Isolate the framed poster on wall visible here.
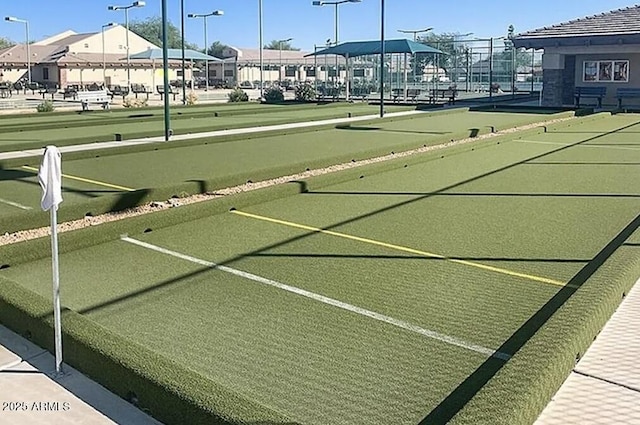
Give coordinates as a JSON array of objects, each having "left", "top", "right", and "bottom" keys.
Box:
[
  {"left": 614, "top": 61, "right": 629, "bottom": 82},
  {"left": 584, "top": 60, "right": 629, "bottom": 82},
  {"left": 583, "top": 61, "right": 598, "bottom": 81}
]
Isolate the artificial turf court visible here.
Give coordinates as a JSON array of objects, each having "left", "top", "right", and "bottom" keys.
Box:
[
  {"left": 0, "top": 108, "right": 574, "bottom": 233},
  {"left": 2, "top": 113, "right": 640, "bottom": 424},
  {"left": 0, "top": 102, "right": 415, "bottom": 152}
]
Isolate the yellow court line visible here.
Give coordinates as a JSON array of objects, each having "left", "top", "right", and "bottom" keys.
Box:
[
  {"left": 231, "top": 210, "right": 567, "bottom": 288},
  {"left": 22, "top": 166, "right": 136, "bottom": 192}
]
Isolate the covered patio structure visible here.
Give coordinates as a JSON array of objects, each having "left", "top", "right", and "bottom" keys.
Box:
[{"left": 306, "top": 38, "right": 443, "bottom": 101}]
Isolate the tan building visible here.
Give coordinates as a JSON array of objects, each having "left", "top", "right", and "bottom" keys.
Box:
[
  {"left": 0, "top": 25, "right": 190, "bottom": 89},
  {"left": 212, "top": 46, "right": 355, "bottom": 86}
]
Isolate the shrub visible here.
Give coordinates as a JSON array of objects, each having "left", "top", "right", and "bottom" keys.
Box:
[
  {"left": 263, "top": 87, "right": 284, "bottom": 104},
  {"left": 36, "top": 100, "right": 55, "bottom": 113},
  {"left": 295, "top": 83, "right": 316, "bottom": 101},
  {"left": 122, "top": 97, "right": 148, "bottom": 108},
  {"left": 227, "top": 88, "right": 249, "bottom": 103},
  {"left": 186, "top": 91, "right": 198, "bottom": 106}
]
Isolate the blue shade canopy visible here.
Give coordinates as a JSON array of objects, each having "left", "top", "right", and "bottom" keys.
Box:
[
  {"left": 305, "top": 39, "right": 444, "bottom": 57},
  {"left": 128, "top": 48, "right": 223, "bottom": 61}
]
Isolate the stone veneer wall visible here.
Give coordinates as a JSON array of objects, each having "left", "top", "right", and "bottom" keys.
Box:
[{"left": 542, "top": 69, "right": 563, "bottom": 106}]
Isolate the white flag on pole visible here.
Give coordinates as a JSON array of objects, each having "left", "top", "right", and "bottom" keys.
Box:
[
  {"left": 38, "top": 145, "right": 64, "bottom": 373},
  {"left": 38, "top": 145, "right": 63, "bottom": 211}
]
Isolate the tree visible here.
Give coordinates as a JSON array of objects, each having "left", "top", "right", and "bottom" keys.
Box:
[
  {"left": 263, "top": 40, "right": 300, "bottom": 51},
  {"left": 208, "top": 41, "right": 229, "bottom": 58},
  {"left": 0, "top": 37, "right": 15, "bottom": 50},
  {"left": 411, "top": 32, "right": 463, "bottom": 81},
  {"left": 129, "top": 17, "right": 198, "bottom": 50}
]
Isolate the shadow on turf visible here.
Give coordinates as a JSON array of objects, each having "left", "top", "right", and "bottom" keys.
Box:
[
  {"left": 303, "top": 190, "right": 640, "bottom": 199},
  {"left": 419, "top": 210, "right": 640, "bottom": 424},
  {"left": 250, "top": 252, "right": 589, "bottom": 263},
  {"left": 335, "top": 124, "right": 449, "bottom": 136},
  {"left": 34, "top": 118, "right": 640, "bottom": 423}
]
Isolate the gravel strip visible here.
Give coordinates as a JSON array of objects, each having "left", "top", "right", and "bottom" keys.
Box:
[{"left": 0, "top": 116, "right": 573, "bottom": 246}]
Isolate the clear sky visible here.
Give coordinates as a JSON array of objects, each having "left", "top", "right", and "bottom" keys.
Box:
[{"left": 1, "top": 0, "right": 637, "bottom": 51}]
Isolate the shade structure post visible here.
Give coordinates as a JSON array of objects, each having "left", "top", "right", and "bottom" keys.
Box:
[
  {"left": 161, "top": 0, "right": 171, "bottom": 141},
  {"left": 379, "top": 0, "right": 385, "bottom": 117}
]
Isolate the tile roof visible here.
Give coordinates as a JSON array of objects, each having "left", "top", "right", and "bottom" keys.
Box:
[{"left": 516, "top": 5, "right": 640, "bottom": 39}]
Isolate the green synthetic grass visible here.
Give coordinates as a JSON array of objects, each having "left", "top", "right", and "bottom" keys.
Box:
[
  {"left": 0, "top": 103, "right": 414, "bottom": 152},
  {"left": 0, "top": 109, "right": 579, "bottom": 233},
  {"left": 2, "top": 113, "right": 640, "bottom": 424}
]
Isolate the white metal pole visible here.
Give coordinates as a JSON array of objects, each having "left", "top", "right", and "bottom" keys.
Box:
[
  {"left": 25, "top": 21, "right": 31, "bottom": 85},
  {"left": 50, "top": 207, "right": 62, "bottom": 374},
  {"left": 125, "top": 8, "right": 131, "bottom": 90},
  {"left": 259, "top": 0, "right": 263, "bottom": 99},
  {"left": 204, "top": 17, "right": 208, "bottom": 91},
  {"left": 102, "top": 27, "right": 107, "bottom": 85}
]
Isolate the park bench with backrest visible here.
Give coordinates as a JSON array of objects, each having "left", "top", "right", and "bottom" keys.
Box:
[
  {"left": 39, "top": 85, "right": 58, "bottom": 100},
  {"left": 429, "top": 87, "right": 457, "bottom": 105},
  {"left": 62, "top": 85, "right": 79, "bottom": 100},
  {"left": 156, "top": 84, "right": 177, "bottom": 101},
  {"left": 108, "top": 85, "right": 129, "bottom": 101},
  {"left": 616, "top": 88, "right": 640, "bottom": 109},
  {"left": 131, "top": 83, "right": 151, "bottom": 100},
  {"left": 0, "top": 82, "right": 12, "bottom": 99},
  {"left": 574, "top": 86, "right": 607, "bottom": 108},
  {"left": 24, "top": 82, "right": 40, "bottom": 95},
  {"left": 77, "top": 90, "right": 111, "bottom": 111}
]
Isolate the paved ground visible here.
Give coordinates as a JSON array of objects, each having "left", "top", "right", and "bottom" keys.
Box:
[
  {"left": 535, "top": 279, "right": 640, "bottom": 424},
  {"left": 0, "top": 325, "right": 161, "bottom": 425}
]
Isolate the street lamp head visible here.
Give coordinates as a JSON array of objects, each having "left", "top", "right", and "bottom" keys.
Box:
[
  {"left": 103, "top": 22, "right": 117, "bottom": 28},
  {"left": 347, "top": 0, "right": 362, "bottom": 2},
  {"left": 212, "top": 10, "right": 224, "bottom": 16},
  {"left": 107, "top": 6, "right": 120, "bottom": 11},
  {"left": 132, "top": 1, "right": 145, "bottom": 7},
  {"left": 187, "top": 13, "right": 196, "bottom": 18},
  {"left": 4, "top": 16, "right": 16, "bottom": 22},
  {"left": 312, "top": 1, "right": 324, "bottom": 5}
]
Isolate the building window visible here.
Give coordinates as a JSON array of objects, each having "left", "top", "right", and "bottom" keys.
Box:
[
  {"left": 42, "top": 67, "right": 49, "bottom": 80},
  {"left": 353, "top": 69, "right": 365, "bottom": 77},
  {"left": 305, "top": 66, "right": 316, "bottom": 77},
  {"left": 285, "top": 66, "right": 296, "bottom": 77},
  {"left": 211, "top": 70, "right": 217, "bottom": 77},
  {"left": 224, "top": 69, "right": 233, "bottom": 77},
  {"left": 583, "top": 60, "right": 628, "bottom": 82},
  {"left": 84, "top": 43, "right": 89, "bottom": 48}
]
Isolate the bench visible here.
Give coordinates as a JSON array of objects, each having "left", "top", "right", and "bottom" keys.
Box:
[
  {"left": 39, "top": 86, "right": 58, "bottom": 100},
  {"left": 574, "top": 86, "right": 606, "bottom": 108},
  {"left": 430, "top": 88, "right": 457, "bottom": 104},
  {"left": 0, "top": 83, "right": 12, "bottom": 99},
  {"left": 131, "top": 83, "right": 151, "bottom": 100},
  {"left": 77, "top": 90, "right": 111, "bottom": 111},
  {"left": 107, "top": 85, "right": 129, "bottom": 101},
  {"left": 407, "top": 88, "right": 421, "bottom": 102},
  {"left": 156, "top": 84, "right": 177, "bottom": 101},
  {"left": 24, "top": 82, "right": 40, "bottom": 95},
  {"left": 616, "top": 88, "right": 640, "bottom": 109},
  {"left": 62, "top": 86, "right": 79, "bottom": 100}
]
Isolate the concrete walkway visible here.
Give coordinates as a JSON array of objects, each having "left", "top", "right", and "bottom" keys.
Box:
[
  {"left": 0, "top": 325, "right": 161, "bottom": 424},
  {"left": 0, "top": 109, "right": 423, "bottom": 162},
  {"left": 535, "top": 279, "right": 640, "bottom": 424}
]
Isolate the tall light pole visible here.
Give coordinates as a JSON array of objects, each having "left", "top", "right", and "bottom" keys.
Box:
[
  {"left": 108, "top": 1, "right": 145, "bottom": 90},
  {"left": 188, "top": 10, "right": 224, "bottom": 91},
  {"left": 4, "top": 16, "right": 31, "bottom": 84},
  {"left": 312, "top": 0, "right": 361, "bottom": 86},
  {"left": 277, "top": 38, "right": 293, "bottom": 83},
  {"left": 101, "top": 22, "right": 117, "bottom": 86},
  {"left": 380, "top": 0, "right": 385, "bottom": 118},
  {"left": 180, "top": 0, "right": 186, "bottom": 104},
  {"left": 259, "top": 0, "right": 263, "bottom": 99}
]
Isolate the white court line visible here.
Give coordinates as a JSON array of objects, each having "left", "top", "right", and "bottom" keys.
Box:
[
  {"left": 0, "top": 197, "right": 31, "bottom": 210},
  {"left": 121, "top": 235, "right": 511, "bottom": 361},
  {"left": 517, "top": 140, "right": 640, "bottom": 152}
]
